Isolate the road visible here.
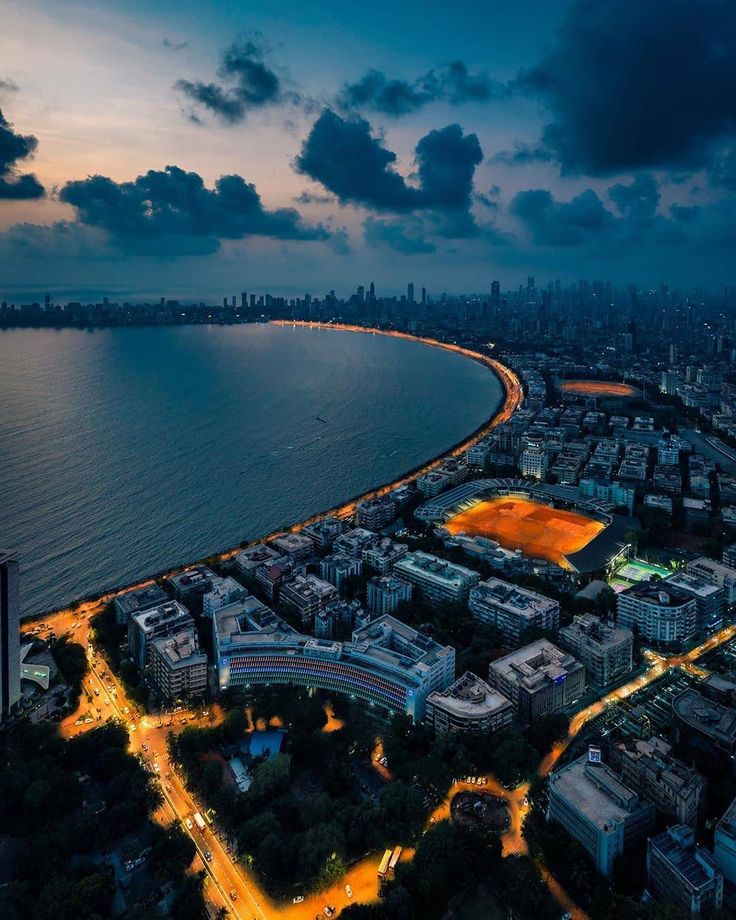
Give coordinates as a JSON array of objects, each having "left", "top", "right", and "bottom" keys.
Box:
[
  {"left": 681, "top": 427, "right": 736, "bottom": 476},
  {"left": 37, "top": 602, "right": 736, "bottom": 920}
]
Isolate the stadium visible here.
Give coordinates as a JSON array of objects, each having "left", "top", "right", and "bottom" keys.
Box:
[
  {"left": 558, "top": 379, "right": 637, "bottom": 398},
  {"left": 416, "top": 478, "right": 637, "bottom": 575}
]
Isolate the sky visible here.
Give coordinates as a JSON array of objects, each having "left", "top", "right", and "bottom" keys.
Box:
[{"left": 1, "top": 0, "right": 736, "bottom": 301}]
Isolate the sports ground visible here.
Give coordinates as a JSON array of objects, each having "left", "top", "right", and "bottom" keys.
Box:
[
  {"left": 559, "top": 379, "right": 636, "bottom": 397},
  {"left": 445, "top": 495, "right": 606, "bottom": 568}
]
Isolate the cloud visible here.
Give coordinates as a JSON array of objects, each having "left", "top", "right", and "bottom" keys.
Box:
[
  {"left": 363, "top": 216, "right": 436, "bottom": 254},
  {"left": 176, "top": 38, "right": 291, "bottom": 124},
  {"left": 294, "top": 110, "right": 421, "bottom": 210},
  {"left": 0, "top": 78, "right": 19, "bottom": 93},
  {"left": 328, "top": 227, "right": 352, "bottom": 255},
  {"left": 491, "top": 143, "right": 554, "bottom": 166},
  {"left": 59, "top": 165, "right": 328, "bottom": 256},
  {"left": 508, "top": 175, "right": 725, "bottom": 252},
  {"left": 0, "top": 109, "right": 44, "bottom": 200},
  {"left": 337, "top": 60, "right": 505, "bottom": 116},
  {"left": 515, "top": 0, "right": 736, "bottom": 174},
  {"left": 294, "top": 110, "right": 482, "bottom": 234},
  {"left": 293, "top": 190, "right": 335, "bottom": 205},
  {"left": 708, "top": 150, "right": 736, "bottom": 190},
  {"left": 608, "top": 173, "right": 660, "bottom": 221},
  {"left": 510, "top": 188, "right": 615, "bottom": 246},
  {"left": 162, "top": 37, "right": 188, "bottom": 51}
]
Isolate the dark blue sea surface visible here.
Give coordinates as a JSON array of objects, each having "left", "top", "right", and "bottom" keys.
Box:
[{"left": 0, "top": 323, "right": 502, "bottom": 616}]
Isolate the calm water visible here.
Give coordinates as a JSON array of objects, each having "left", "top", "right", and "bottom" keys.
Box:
[{"left": 0, "top": 324, "right": 502, "bottom": 616}]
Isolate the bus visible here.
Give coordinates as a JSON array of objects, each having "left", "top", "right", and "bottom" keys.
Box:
[
  {"left": 388, "top": 846, "right": 402, "bottom": 874},
  {"left": 377, "top": 849, "right": 392, "bottom": 880},
  {"left": 193, "top": 812, "right": 206, "bottom": 832}
]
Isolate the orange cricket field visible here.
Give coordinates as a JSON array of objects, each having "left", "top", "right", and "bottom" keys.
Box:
[
  {"left": 559, "top": 379, "right": 635, "bottom": 397},
  {"left": 445, "top": 495, "right": 606, "bottom": 568}
]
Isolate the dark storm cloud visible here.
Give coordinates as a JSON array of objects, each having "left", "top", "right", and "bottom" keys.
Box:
[
  {"left": 510, "top": 188, "right": 615, "bottom": 246},
  {"left": 508, "top": 174, "right": 720, "bottom": 251},
  {"left": 294, "top": 110, "right": 482, "bottom": 231},
  {"left": 0, "top": 109, "right": 44, "bottom": 200},
  {"left": 363, "top": 216, "right": 436, "bottom": 254},
  {"left": 59, "top": 165, "right": 328, "bottom": 256},
  {"left": 515, "top": 0, "right": 736, "bottom": 175},
  {"left": 708, "top": 150, "right": 736, "bottom": 190},
  {"left": 294, "top": 110, "right": 421, "bottom": 210},
  {"left": 176, "top": 38, "right": 291, "bottom": 124},
  {"left": 491, "top": 143, "right": 554, "bottom": 166},
  {"left": 415, "top": 124, "right": 482, "bottom": 210},
  {"left": 337, "top": 61, "right": 505, "bottom": 116},
  {"left": 608, "top": 173, "right": 660, "bottom": 221}
]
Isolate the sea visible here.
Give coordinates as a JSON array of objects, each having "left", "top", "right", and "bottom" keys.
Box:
[{"left": 0, "top": 323, "right": 502, "bottom": 616}]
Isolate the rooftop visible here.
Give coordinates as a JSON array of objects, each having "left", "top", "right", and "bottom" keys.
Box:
[
  {"left": 114, "top": 583, "right": 168, "bottom": 616},
  {"left": 151, "top": 629, "right": 206, "bottom": 668},
  {"left": 167, "top": 565, "right": 215, "bottom": 592},
  {"left": 550, "top": 755, "right": 646, "bottom": 830},
  {"left": 490, "top": 638, "right": 581, "bottom": 689},
  {"left": 427, "top": 671, "right": 512, "bottom": 718},
  {"left": 395, "top": 551, "right": 478, "bottom": 586},
  {"left": 470, "top": 577, "right": 558, "bottom": 619},
  {"left": 650, "top": 825, "right": 721, "bottom": 892}
]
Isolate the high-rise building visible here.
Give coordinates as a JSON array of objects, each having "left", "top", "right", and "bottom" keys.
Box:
[
  {"left": 491, "top": 280, "right": 500, "bottom": 308},
  {"left": 407, "top": 282, "right": 415, "bottom": 303},
  {"left": 558, "top": 614, "right": 633, "bottom": 688},
  {"left": 469, "top": 577, "right": 560, "bottom": 643},
  {"left": 614, "top": 736, "right": 706, "bottom": 828},
  {"left": 0, "top": 550, "right": 21, "bottom": 720},
  {"left": 488, "top": 639, "right": 585, "bottom": 723},
  {"left": 616, "top": 580, "right": 697, "bottom": 647},
  {"left": 648, "top": 825, "right": 723, "bottom": 916},
  {"left": 425, "top": 671, "right": 513, "bottom": 736},
  {"left": 548, "top": 753, "right": 655, "bottom": 878}
]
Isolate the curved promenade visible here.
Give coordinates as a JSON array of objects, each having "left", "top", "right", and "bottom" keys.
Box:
[{"left": 29, "top": 322, "right": 523, "bottom": 622}]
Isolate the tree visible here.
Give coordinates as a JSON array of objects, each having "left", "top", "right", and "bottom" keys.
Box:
[{"left": 250, "top": 752, "right": 292, "bottom": 801}]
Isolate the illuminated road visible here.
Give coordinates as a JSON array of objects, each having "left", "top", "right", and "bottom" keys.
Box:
[
  {"left": 25, "top": 323, "right": 522, "bottom": 638},
  {"left": 37, "top": 599, "right": 736, "bottom": 920}
]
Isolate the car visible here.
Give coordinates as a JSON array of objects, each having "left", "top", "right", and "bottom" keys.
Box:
[
  {"left": 323, "top": 907, "right": 335, "bottom": 918},
  {"left": 179, "top": 718, "right": 188, "bottom": 724},
  {"left": 94, "top": 688, "right": 100, "bottom": 696},
  {"left": 142, "top": 743, "right": 148, "bottom": 751},
  {"left": 345, "top": 884, "right": 353, "bottom": 898},
  {"left": 165, "top": 783, "right": 172, "bottom": 792},
  {"left": 292, "top": 896, "right": 304, "bottom": 904},
  {"left": 229, "top": 891, "right": 238, "bottom": 902},
  {"left": 185, "top": 818, "right": 193, "bottom": 830},
  {"left": 129, "top": 723, "right": 136, "bottom": 731},
  {"left": 153, "top": 763, "right": 160, "bottom": 773},
  {"left": 204, "top": 850, "right": 212, "bottom": 862}
]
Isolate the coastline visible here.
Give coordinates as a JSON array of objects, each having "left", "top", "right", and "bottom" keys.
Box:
[{"left": 23, "top": 322, "right": 523, "bottom": 622}]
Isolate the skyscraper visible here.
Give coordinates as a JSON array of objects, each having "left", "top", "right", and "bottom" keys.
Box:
[
  {"left": 369, "top": 281, "right": 375, "bottom": 302},
  {"left": 0, "top": 550, "right": 20, "bottom": 720},
  {"left": 491, "top": 280, "right": 500, "bottom": 308},
  {"left": 407, "top": 282, "right": 415, "bottom": 303}
]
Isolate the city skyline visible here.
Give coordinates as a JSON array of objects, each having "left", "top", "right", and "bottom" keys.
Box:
[{"left": 2, "top": 0, "right": 736, "bottom": 299}]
